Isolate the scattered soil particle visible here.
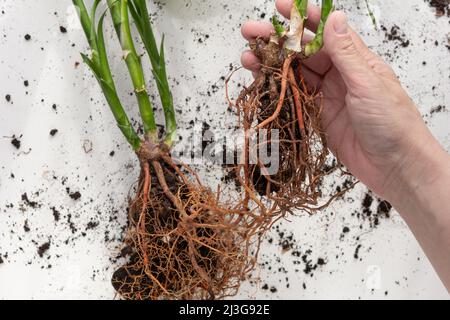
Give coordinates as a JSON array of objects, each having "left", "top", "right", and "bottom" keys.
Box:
[
  {"left": 426, "top": 0, "right": 450, "bottom": 17},
  {"left": 343, "top": 226, "right": 350, "bottom": 234},
  {"left": 21, "top": 193, "right": 39, "bottom": 208},
  {"left": 362, "top": 193, "right": 373, "bottom": 212},
  {"left": 354, "top": 244, "right": 362, "bottom": 260},
  {"left": 0, "top": 256, "right": 3, "bottom": 264},
  {"left": 109, "top": 151, "right": 115, "bottom": 157},
  {"left": 381, "top": 25, "right": 410, "bottom": 48},
  {"left": 269, "top": 286, "right": 278, "bottom": 293},
  {"left": 5, "top": 94, "right": 11, "bottom": 102},
  {"left": 377, "top": 201, "right": 392, "bottom": 217},
  {"left": 24, "top": 80, "right": 29, "bottom": 87},
  {"left": 49, "top": 129, "right": 58, "bottom": 136},
  {"left": 66, "top": 188, "right": 81, "bottom": 201},
  {"left": 261, "top": 284, "right": 269, "bottom": 290},
  {"left": 59, "top": 26, "right": 67, "bottom": 33},
  {"left": 24, "top": 34, "right": 31, "bottom": 41},
  {"left": 37, "top": 241, "right": 51, "bottom": 258},
  {"left": 66, "top": 214, "right": 77, "bottom": 234},
  {"left": 11, "top": 136, "right": 21, "bottom": 149},
  {"left": 86, "top": 221, "right": 99, "bottom": 231},
  {"left": 24, "top": 219, "right": 30, "bottom": 232},
  {"left": 430, "top": 105, "right": 446, "bottom": 115},
  {"left": 51, "top": 207, "right": 60, "bottom": 222}
]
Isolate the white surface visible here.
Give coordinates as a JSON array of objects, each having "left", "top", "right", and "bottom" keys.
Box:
[{"left": 0, "top": 0, "right": 449, "bottom": 299}]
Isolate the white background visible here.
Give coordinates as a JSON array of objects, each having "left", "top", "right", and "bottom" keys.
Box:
[{"left": 0, "top": 0, "right": 449, "bottom": 299}]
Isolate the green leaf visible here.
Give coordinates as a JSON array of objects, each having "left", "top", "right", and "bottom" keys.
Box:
[
  {"left": 294, "top": 0, "right": 308, "bottom": 18},
  {"left": 75, "top": 1, "right": 142, "bottom": 150},
  {"left": 99, "top": 79, "right": 141, "bottom": 150},
  {"left": 96, "top": 12, "right": 115, "bottom": 89},
  {"left": 128, "top": 0, "right": 143, "bottom": 35},
  {"left": 271, "top": 15, "right": 286, "bottom": 37},
  {"left": 80, "top": 53, "right": 101, "bottom": 79},
  {"left": 304, "top": 0, "right": 334, "bottom": 57},
  {"left": 128, "top": 1, "right": 177, "bottom": 144}
]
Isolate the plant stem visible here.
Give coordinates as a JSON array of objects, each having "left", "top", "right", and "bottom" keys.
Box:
[
  {"left": 73, "top": 0, "right": 94, "bottom": 47},
  {"left": 73, "top": 0, "right": 141, "bottom": 150},
  {"left": 364, "top": 0, "right": 378, "bottom": 31},
  {"left": 129, "top": 0, "right": 177, "bottom": 146},
  {"left": 304, "top": 0, "right": 333, "bottom": 58},
  {"left": 294, "top": 0, "right": 308, "bottom": 18},
  {"left": 107, "top": 0, "right": 158, "bottom": 142}
]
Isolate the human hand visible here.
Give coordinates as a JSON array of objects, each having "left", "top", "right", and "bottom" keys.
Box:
[{"left": 241, "top": 0, "right": 446, "bottom": 202}]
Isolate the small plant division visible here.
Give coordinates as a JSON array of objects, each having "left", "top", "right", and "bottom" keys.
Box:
[
  {"left": 228, "top": 0, "right": 353, "bottom": 215},
  {"left": 73, "top": 0, "right": 261, "bottom": 300}
]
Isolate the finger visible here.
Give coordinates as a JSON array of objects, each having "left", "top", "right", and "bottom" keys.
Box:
[
  {"left": 299, "top": 33, "right": 333, "bottom": 75},
  {"left": 302, "top": 50, "right": 333, "bottom": 75},
  {"left": 323, "top": 11, "right": 378, "bottom": 90},
  {"left": 241, "top": 50, "right": 261, "bottom": 72},
  {"left": 346, "top": 28, "right": 398, "bottom": 81},
  {"left": 276, "top": 0, "right": 322, "bottom": 32},
  {"left": 299, "top": 64, "right": 322, "bottom": 90},
  {"left": 241, "top": 21, "right": 274, "bottom": 41}
]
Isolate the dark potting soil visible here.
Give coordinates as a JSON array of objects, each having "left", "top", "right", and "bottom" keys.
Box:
[
  {"left": 37, "top": 241, "right": 50, "bottom": 258},
  {"left": 21, "top": 193, "right": 39, "bottom": 208},
  {"left": 66, "top": 188, "right": 81, "bottom": 201},
  {"left": 381, "top": 25, "right": 410, "bottom": 48},
  {"left": 426, "top": 0, "right": 450, "bottom": 16},
  {"left": 11, "top": 136, "right": 21, "bottom": 149},
  {"left": 51, "top": 207, "right": 60, "bottom": 222}
]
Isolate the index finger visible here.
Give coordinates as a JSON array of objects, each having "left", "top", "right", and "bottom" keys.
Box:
[{"left": 276, "top": 0, "right": 322, "bottom": 32}]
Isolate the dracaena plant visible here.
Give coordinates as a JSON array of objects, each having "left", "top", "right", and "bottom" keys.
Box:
[{"left": 72, "top": 0, "right": 265, "bottom": 300}]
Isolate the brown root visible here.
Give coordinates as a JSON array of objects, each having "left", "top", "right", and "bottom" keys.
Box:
[
  {"left": 230, "top": 37, "right": 355, "bottom": 215},
  {"left": 112, "top": 141, "right": 261, "bottom": 300}
]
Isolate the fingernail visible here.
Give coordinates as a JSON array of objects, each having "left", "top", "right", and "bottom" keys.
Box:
[{"left": 333, "top": 12, "right": 348, "bottom": 35}]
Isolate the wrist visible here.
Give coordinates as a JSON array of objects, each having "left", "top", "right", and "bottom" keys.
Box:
[
  {"left": 387, "top": 128, "right": 450, "bottom": 212},
  {"left": 385, "top": 126, "right": 450, "bottom": 291}
]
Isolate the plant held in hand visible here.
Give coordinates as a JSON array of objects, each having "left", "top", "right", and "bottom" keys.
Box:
[{"left": 229, "top": 0, "right": 353, "bottom": 215}]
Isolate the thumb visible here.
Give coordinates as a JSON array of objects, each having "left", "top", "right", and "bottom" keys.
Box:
[{"left": 323, "top": 11, "right": 374, "bottom": 89}]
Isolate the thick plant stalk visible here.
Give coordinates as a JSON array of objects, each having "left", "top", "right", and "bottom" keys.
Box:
[
  {"left": 129, "top": 0, "right": 177, "bottom": 146},
  {"left": 107, "top": 0, "right": 158, "bottom": 141},
  {"left": 304, "top": 0, "right": 334, "bottom": 57},
  {"left": 295, "top": 0, "right": 308, "bottom": 17},
  {"left": 281, "top": 0, "right": 334, "bottom": 57},
  {"left": 285, "top": 0, "right": 308, "bottom": 52},
  {"left": 73, "top": 0, "right": 141, "bottom": 150}
]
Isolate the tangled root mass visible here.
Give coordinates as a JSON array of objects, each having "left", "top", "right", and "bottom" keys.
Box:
[
  {"left": 230, "top": 38, "right": 353, "bottom": 215},
  {"left": 112, "top": 141, "right": 261, "bottom": 300}
]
